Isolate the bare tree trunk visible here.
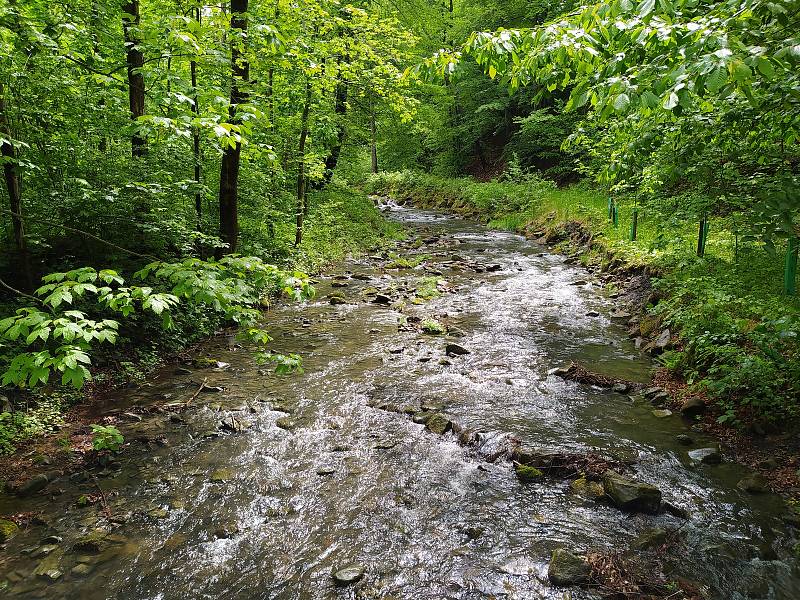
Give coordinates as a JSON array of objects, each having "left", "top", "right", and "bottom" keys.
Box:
[
  {"left": 294, "top": 79, "right": 312, "bottom": 247},
  {"left": 92, "top": 1, "right": 107, "bottom": 152},
  {"left": 370, "top": 103, "right": 378, "bottom": 174},
  {"left": 217, "top": 0, "right": 249, "bottom": 257},
  {"left": 320, "top": 69, "right": 347, "bottom": 186},
  {"left": 191, "top": 7, "right": 202, "bottom": 228},
  {"left": 0, "top": 83, "right": 32, "bottom": 289},
  {"left": 122, "top": 0, "right": 146, "bottom": 158}
]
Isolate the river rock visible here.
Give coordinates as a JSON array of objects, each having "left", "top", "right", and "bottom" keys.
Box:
[
  {"left": 425, "top": 413, "right": 451, "bottom": 435},
  {"left": 17, "top": 473, "right": 50, "bottom": 496},
  {"left": 585, "top": 310, "right": 600, "bottom": 317},
  {"left": 737, "top": 474, "right": 768, "bottom": 494},
  {"left": 371, "top": 294, "right": 393, "bottom": 305},
  {"left": 316, "top": 466, "right": 336, "bottom": 476},
  {"left": 612, "top": 382, "right": 629, "bottom": 393},
  {"left": 570, "top": 477, "right": 605, "bottom": 501},
  {"left": 570, "top": 280, "right": 588, "bottom": 286},
  {"left": 210, "top": 468, "right": 234, "bottom": 483},
  {"left": 609, "top": 309, "right": 632, "bottom": 320},
  {"left": 0, "top": 518, "right": 19, "bottom": 542},
  {"left": 332, "top": 563, "right": 365, "bottom": 586},
  {"left": 73, "top": 529, "right": 109, "bottom": 554},
  {"left": 676, "top": 434, "right": 694, "bottom": 445},
  {"left": 680, "top": 397, "right": 706, "bottom": 417},
  {"left": 34, "top": 549, "right": 65, "bottom": 581},
  {"left": 445, "top": 343, "right": 470, "bottom": 357},
  {"left": 654, "top": 329, "right": 671, "bottom": 349},
  {"left": 633, "top": 528, "right": 668, "bottom": 550},
  {"left": 688, "top": 447, "right": 722, "bottom": 465},
  {"left": 515, "top": 464, "right": 543, "bottom": 481},
  {"left": 548, "top": 549, "right": 590, "bottom": 586},
  {"left": 328, "top": 292, "right": 346, "bottom": 305},
  {"left": 602, "top": 470, "right": 662, "bottom": 514},
  {"left": 652, "top": 409, "right": 673, "bottom": 418}
]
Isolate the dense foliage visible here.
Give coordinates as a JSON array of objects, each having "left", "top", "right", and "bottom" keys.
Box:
[{"left": 1, "top": 0, "right": 799, "bottom": 451}]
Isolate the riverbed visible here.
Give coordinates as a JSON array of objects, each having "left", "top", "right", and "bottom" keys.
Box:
[{"left": 1, "top": 203, "right": 798, "bottom": 599}]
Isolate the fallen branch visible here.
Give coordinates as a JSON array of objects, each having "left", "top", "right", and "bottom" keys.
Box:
[{"left": 184, "top": 377, "right": 208, "bottom": 406}]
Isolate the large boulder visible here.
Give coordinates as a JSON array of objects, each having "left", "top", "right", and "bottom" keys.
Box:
[
  {"left": 680, "top": 397, "right": 706, "bottom": 417},
  {"left": 548, "top": 549, "right": 590, "bottom": 586},
  {"left": 602, "top": 470, "right": 662, "bottom": 514}
]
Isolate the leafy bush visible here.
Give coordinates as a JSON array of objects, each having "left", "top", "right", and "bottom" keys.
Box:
[{"left": 90, "top": 424, "right": 124, "bottom": 452}]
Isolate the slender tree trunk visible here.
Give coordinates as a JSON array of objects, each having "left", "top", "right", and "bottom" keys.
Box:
[
  {"left": 320, "top": 70, "right": 347, "bottom": 186},
  {"left": 92, "top": 1, "right": 107, "bottom": 152},
  {"left": 217, "top": 0, "right": 249, "bottom": 257},
  {"left": 122, "top": 0, "right": 146, "bottom": 158},
  {"left": 370, "top": 103, "right": 378, "bottom": 174},
  {"left": 191, "top": 7, "right": 202, "bottom": 228},
  {"left": 294, "top": 79, "right": 312, "bottom": 247},
  {"left": 0, "top": 83, "right": 32, "bottom": 289}
]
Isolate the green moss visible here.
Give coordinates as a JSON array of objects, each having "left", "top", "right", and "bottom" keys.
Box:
[
  {"left": 515, "top": 464, "right": 544, "bottom": 481},
  {"left": 421, "top": 319, "right": 446, "bottom": 335}
]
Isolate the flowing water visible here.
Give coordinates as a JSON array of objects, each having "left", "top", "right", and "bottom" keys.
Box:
[{"left": 1, "top": 204, "right": 799, "bottom": 599}]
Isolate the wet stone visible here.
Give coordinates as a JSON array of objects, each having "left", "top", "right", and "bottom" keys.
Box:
[
  {"left": 652, "top": 409, "right": 673, "bottom": 418},
  {"left": 316, "top": 466, "right": 336, "bottom": 476},
  {"left": 73, "top": 529, "right": 109, "bottom": 554},
  {"left": 332, "top": 563, "right": 365, "bottom": 586},
  {"left": 445, "top": 343, "right": 470, "bottom": 357},
  {"left": 737, "top": 474, "right": 768, "bottom": 494},
  {"left": 680, "top": 397, "right": 706, "bottom": 417},
  {"left": 602, "top": 470, "right": 662, "bottom": 514},
  {"left": 548, "top": 549, "right": 590, "bottom": 587},
  {"left": 688, "top": 447, "right": 722, "bottom": 465},
  {"left": 676, "top": 434, "right": 694, "bottom": 445},
  {"left": 210, "top": 468, "right": 234, "bottom": 483},
  {"left": 633, "top": 527, "right": 668, "bottom": 550},
  {"left": 71, "top": 563, "right": 94, "bottom": 577},
  {"left": 0, "top": 518, "right": 19, "bottom": 542},
  {"left": 17, "top": 473, "right": 50, "bottom": 496},
  {"left": 425, "top": 413, "right": 451, "bottom": 435}
]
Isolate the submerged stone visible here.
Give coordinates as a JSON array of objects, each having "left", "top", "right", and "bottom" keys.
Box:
[
  {"left": 548, "top": 549, "right": 590, "bottom": 586},
  {"left": 425, "top": 413, "right": 451, "bottom": 435},
  {"left": 601, "top": 470, "right": 662, "bottom": 514},
  {"left": 210, "top": 468, "right": 234, "bottom": 483},
  {"left": 633, "top": 528, "right": 668, "bottom": 550},
  {"left": 332, "top": 563, "right": 365, "bottom": 586},
  {"left": 737, "top": 474, "right": 768, "bottom": 494},
  {"left": 652, "top": 409, "right": 673, "bottom": 418}
]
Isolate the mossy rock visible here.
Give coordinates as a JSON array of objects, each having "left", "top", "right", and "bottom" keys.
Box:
[
  {"left": 421, "top": 319, "right": 446, "bottom": 335},
  {"left": 191, "top": 356, "right": 219, "bottom": 369},
  {"left": 515, "top": 464, "right": 544, "bottom": 481},
  {"left": 639, "top": 315, "right": 661, "bottom": 337},
  {"left": 0, "top": 518, "right": 19, "bottom": 543}
]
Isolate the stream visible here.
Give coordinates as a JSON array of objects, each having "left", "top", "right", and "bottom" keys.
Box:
[{"left": 1, "top": 203, "right": 799, "bottom": 599}]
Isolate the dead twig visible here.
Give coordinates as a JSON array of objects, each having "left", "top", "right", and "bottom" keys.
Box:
[{"left": 184, "top": 377, "right": 208, "bottom": 406}]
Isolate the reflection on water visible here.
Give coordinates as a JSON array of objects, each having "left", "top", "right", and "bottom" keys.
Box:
[{"left": 1, "top": 204, "right": 798, "bottom": 599}]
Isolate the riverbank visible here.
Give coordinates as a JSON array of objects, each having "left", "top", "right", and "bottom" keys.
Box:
[
  {"left": 365, "top": 171, "right": 800, "bottom": 497},
  {"left": 2, "top": 202, "right": 797, "bottom": 599},
  {"left": 0, "top": 185, "right": 404, "bottom": 459}
]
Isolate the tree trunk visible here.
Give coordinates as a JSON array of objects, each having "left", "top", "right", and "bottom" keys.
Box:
[
  {"left": 191, "top": 7, "right": 202, "bottom": 228},
  {"left": 122, "top": 0, "right": 146, "bottom": 158},
  {"left": 294, "top": 79, "right": 312, "bottom": 247},
  {"left": 320, "top": 73, "right": 347, "bottom": 187},
  {"left": 0, "top": 83, "right": 32, "bottom": 290},
  {"left": 217, "top": 0, "right": 249, "bottom": 257},
  {"left": 370, "top": 103, "right": 378, "bottom": 174}
]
